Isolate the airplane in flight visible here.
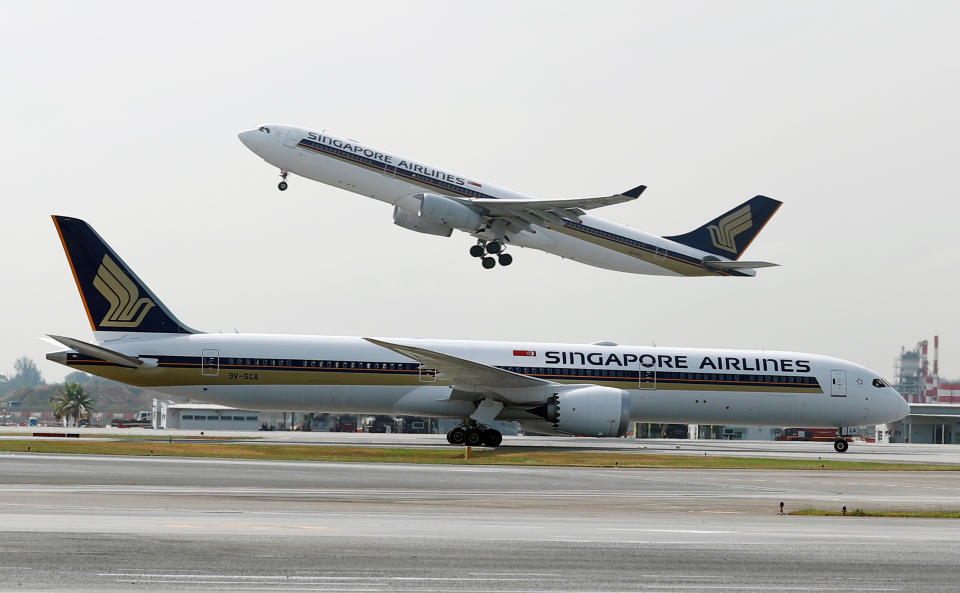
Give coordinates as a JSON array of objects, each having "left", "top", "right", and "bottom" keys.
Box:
[
  {"left": 239, "top": 125, "right": 782, "bottom": 277},
  {"left": 45, "top": 215, "right": 908, "bottom": 452}
]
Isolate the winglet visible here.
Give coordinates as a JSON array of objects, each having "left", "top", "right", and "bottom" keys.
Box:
[{"left": 622, "top": 185, "right": 647, "bottom": 199}]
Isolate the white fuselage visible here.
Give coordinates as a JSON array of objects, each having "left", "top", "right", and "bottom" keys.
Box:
[
  {"left": 58, "top": 332, "right": 909, "bottom": 429},
  {"left": 238, "top": 126, "right": 741, "bottom": 277}
]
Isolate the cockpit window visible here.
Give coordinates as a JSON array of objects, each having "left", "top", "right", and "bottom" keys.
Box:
[
  {"left": 258, "top": 126, "right": 270, "bottom": 133},
  {"left": 872, "top": 378, "right": 888, "bottom": 388}
]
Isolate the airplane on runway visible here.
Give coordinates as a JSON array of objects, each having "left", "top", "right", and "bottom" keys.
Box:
[
  {"left": 238, "top": 125, "right": 782, "bottom": 277},
  {"left": 45, "top": 216, "right": 908, "bottom": 452}
]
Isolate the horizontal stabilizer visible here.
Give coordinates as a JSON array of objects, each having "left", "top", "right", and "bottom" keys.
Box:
[
  {"left": 702, "top": 260, "right": 779, "bottom": 271},
  {"left": 46, "top": 334, "right": 144, "bottom": 368}
]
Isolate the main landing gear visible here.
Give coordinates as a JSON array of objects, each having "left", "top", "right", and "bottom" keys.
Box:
[
  {"left": 833, "top": 438, "right": 849, "bottom": 453},
  {"left": 469, "top": 240, "right": 513, "bottom": 270},
  {"left": 278, "top": 170, "right": 289, "bottom": 191},
  {"left": 446, "top": 423, "right": 503, "bottom": 447}
]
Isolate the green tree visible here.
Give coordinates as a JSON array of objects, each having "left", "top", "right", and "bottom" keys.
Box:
[
  {"left": 1, "top": 357, "right": 45, "bottom": 396},
  {"left": 14, "top": 357, "right": 44, "bottom": 387},
  {"left": 50, "top": 383, "right": 95, "bottom": 426}
]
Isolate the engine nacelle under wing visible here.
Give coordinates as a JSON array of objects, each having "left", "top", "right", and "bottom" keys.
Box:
[
  {"left": 519, "top": 385, "right": 631, "bottom": 437},
  {"left": 417, "top": 193, "right": 485, "bottom": 231},
  {"left": 393, "top": 206, "right": 453, "bottom": 237}
]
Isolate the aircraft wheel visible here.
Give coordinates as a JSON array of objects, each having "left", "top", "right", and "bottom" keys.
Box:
[
  {"left": 481, "top": 257, "right": 496, "bottom": 269},
  {"left": 486, "top": 240, "right": 502, "bottom": 254},
  {"left": 497, "top": 253, "right": 513, "bottom": 266},
  {"left": 464, "top": 428, "right": 483, "bottom": 446},
  {"left": 469, "top": 244, "right": 485, "bottom": 258},
  {"left": 481, "top": 429, "right": 502, "bottom": 447},
  {"left": 834, "top": 438, "right": 849, "bottom": 453},
  {"left": 448, "top": 427, "right": 466, "bottom": 445},
  {"left": 278, "top": 181, "right": 288, "bottom": 191}
]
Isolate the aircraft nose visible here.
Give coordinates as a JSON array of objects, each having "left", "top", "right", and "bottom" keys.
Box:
[
  {"left": 238, "top": 129, "right": 258, "bottom": 150},
  {"left": 896, "top": 393, "right": 911, "bottom": 420}
]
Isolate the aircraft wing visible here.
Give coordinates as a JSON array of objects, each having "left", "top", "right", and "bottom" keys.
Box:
[
  {"left": 450, "top": 185, "right": 645, "bottom": 229},
  {"left": 364, "top": 338, "right": 554, "bottom": 396}
]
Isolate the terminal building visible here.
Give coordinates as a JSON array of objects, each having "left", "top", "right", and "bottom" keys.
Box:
[{"left": 884, "top": 403, "right": 960, "bottom": 444}]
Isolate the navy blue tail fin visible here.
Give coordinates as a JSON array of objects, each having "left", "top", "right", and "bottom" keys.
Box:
[
  {"left": 52, "top": 216, "right": 198, "bottom": 334},
  {"left": 664, "top": 196, "right": 782, "bottom": 260}
]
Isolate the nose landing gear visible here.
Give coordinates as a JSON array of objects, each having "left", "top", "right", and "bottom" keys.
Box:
[
  {"left": 469, "top": 240, "right": 513, "bottom": 270},
  {"left": 278, "top": 170, "right": 289, "bottom": 191},
  {"left": 833, "top": 438, "right": 849, "bottom": 453}
]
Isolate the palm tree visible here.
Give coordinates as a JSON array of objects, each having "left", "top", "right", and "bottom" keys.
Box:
[{"left": 50, "top": 383, "right": 96, "bottom": 426}]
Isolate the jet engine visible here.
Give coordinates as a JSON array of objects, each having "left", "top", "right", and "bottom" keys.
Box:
[
  {"left": 416, "top": 193, "right": 485, "bottom": 231},
  {"left": 392, "top": 206, "right": 453, "bottom": 237},
  {"left": 520, "top": 386, "right": 631, "bottom": 437}
]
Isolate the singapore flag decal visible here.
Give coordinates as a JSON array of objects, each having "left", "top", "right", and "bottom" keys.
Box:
[{"left": 512, "top": 349, "right": 536, "bottom": 357}]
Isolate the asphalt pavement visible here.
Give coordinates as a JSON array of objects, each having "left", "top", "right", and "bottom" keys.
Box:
[{"left": 1, "top": 452, "right": 959, "bottom": 591}]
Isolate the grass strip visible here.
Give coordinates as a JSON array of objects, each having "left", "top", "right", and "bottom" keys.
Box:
[
  {"left": 1, "top": 440, "right": 959, "bottom": 470},
  {"left": 792, "top": 509, "right": 960, "bottom": 518},
  {"left": 0, "top": 433, "right": 255, "bottom": 441}
]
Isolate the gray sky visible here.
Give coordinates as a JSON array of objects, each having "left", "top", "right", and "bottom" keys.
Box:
[{"left": 1, "top": 0, "right": 958, "bottom": 384}]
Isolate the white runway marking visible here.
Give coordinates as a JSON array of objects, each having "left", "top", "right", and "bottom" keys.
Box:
[{"left": 602, "top": 528, "right": 737, "bottom": 534}]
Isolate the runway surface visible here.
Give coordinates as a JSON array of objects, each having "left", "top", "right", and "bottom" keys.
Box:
[{"left": 1, "top": 453, "right": 959, "bottom": 591}]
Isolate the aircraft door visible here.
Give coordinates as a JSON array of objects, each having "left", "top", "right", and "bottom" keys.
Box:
[
  {"left": 283, "top": 128, "right": 300, "bottom": 148},
  {"left": 830, "top": 370, "right": 846, "bottom": 397},
  {"left": 418, "top": 365, "right": 438, "bottom": 383},
  {"left": 383, "top": 162, "right": 397, "bottom": 178},
  {"left": 639, "top": 368, "right": 656, "bottom": 390},
  {"left": 201, "top": 349, "right": 219, "bottom": 377}
]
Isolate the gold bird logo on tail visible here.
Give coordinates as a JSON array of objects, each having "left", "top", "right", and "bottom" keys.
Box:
[
  {"left": 707, "top": 205, "right": 752, "bottom": 254},
  {"left": 92, "top": 254, "right": 156, "bottom": 328}
]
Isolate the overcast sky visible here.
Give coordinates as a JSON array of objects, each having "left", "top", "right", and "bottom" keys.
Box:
[{"left": 1, "top": 1, "right": 958, "bottom": 384}]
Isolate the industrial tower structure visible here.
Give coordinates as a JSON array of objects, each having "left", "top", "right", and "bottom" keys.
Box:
[{"left": 896, "top": 335, "right": 959, "bottom": 403}]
